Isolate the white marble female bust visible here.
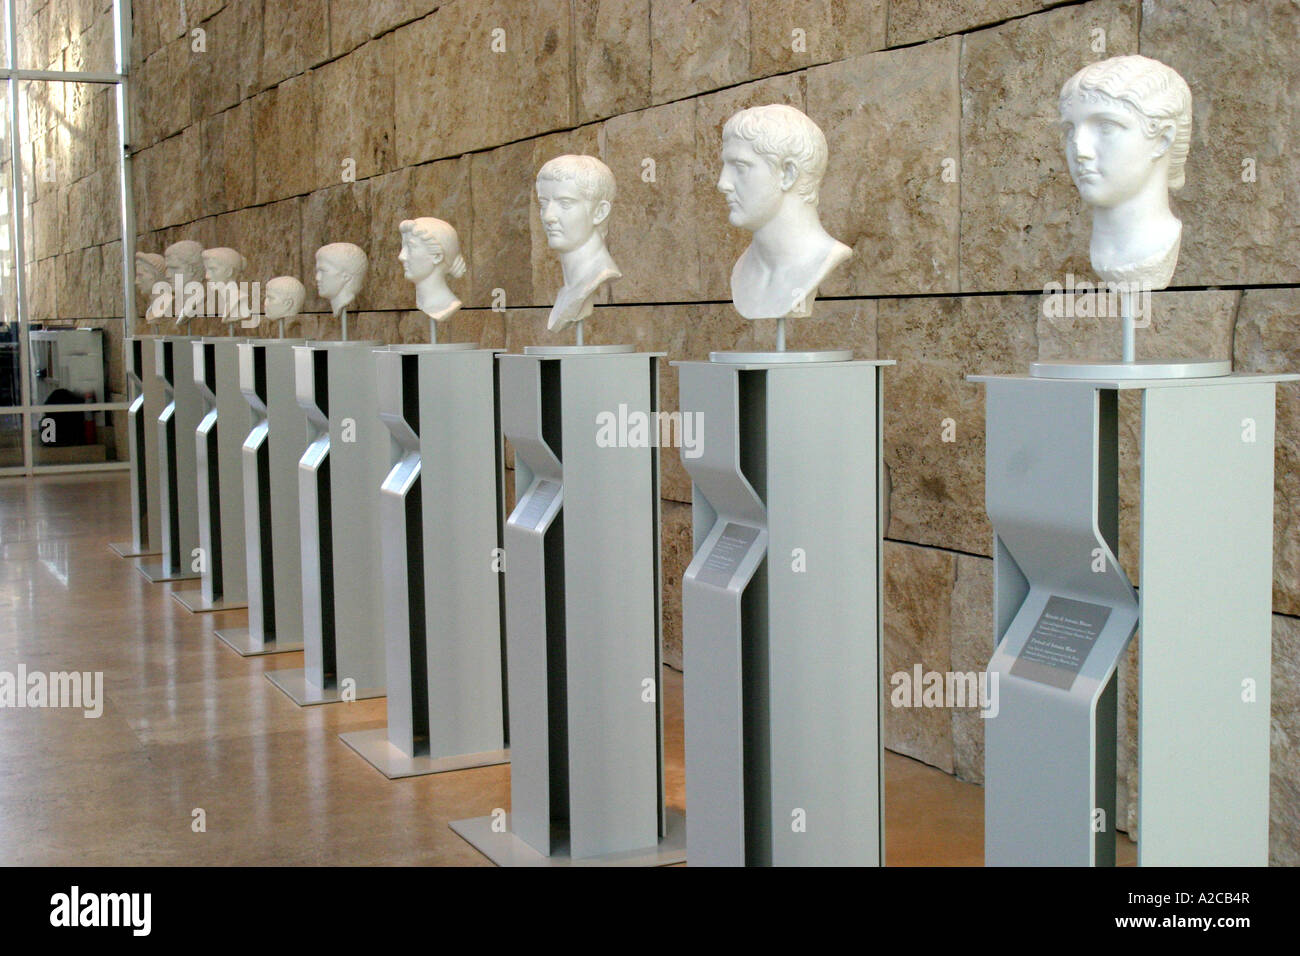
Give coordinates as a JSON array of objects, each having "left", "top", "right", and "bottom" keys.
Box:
[
  {"left": 202, "top": 247, "right": 248, "bottom": 324},
  {"left": 717, "top": 104, "right": 851, "bottom": 320},
  {"left": 136, "top": 252, "right": 168, "bottom": 323},
  {"left": 314, "top": 242, "right": 368, "bottom": 318},
  {"left": 398, "top": 217, "right": 466, "bottom": 323},
  {"left": 264, "top": 276, "right": 306, "bottom": 332},
  {"left": 1059, "top": 55, "right": 1192, "bottom": 291},
  {"left": 536, "top": 155, "right": 622, "bottom": 332},
  {"left": 164, "top": 240, "right": 206, "bottom": 325}
]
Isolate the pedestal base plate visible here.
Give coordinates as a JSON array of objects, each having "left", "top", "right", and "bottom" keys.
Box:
[
  {"left": 214, "top": 627, "right": 304, "bottom": 657},
  {"left": 170, "top": 589, "right": 247, "bottom": 613},
  {"left": 1029, "top": 358, "right": 1231, "bottom": 380},
  {"left": 338, "top": 729, "right": 508, "bottom": 779},
  {"left": 709, "top": 349, "right": 853, "bottom": 364},
  {"left": 136, "top": 563, "right": 200, "bottom": 584},
  {"left": 450, "top": 810, "right": 686, "bottom": 868},
  {"left": 108, "top": 541, "right": 160, "bottom": 558},
  {"left": 264, "top": 669, "right": 384, "bottom": 707}
]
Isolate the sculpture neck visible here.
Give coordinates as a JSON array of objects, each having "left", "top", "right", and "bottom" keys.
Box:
[
  {"left": 559, "top": 233, "right": 609, "bottom": 286},
  {"left": 749, "top": 201, "right": 827, "bottom": 268},
  {"left": 414, "top": 272, "right": 456, "bottom": 318},
  {"left": 1089, "top": 178, "right": 1176, "bottom": 251}
]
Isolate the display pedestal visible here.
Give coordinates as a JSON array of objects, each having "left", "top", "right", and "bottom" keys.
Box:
[
  {"left": 109, "top": 336, "right": 163, "bottom": 557},
  {"left": 676, "top": 355, "right": 890, "bottom": 866},
  {"left": 215, "top": 340, "right": 309, "bottom": 657},
  {"left": 972, "top": 371, "right": 1298, "bottom": 866},
  {"left": 339, "top": 344, "right": 509, "bottom": 778},
  {"left": 452, "top": 346, "right": 681, "bottom": 867},
  {"left": 265, "top": 342, "right": 387, "bottom": 706},
  {"left": 138, "top": 336, "right": 202, "bottom": 584},
  {"left": 173, "top": 339, "right": 253, "bottom": 613}
]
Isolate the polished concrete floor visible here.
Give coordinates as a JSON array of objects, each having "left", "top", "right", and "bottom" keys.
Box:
[{"left": 0, "top": 473, "right": 1134, "bottom": 865}]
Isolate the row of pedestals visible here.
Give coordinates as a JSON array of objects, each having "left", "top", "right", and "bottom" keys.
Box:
[{"left": 115, "top": 333, "right": 1290, "bottom": 866}]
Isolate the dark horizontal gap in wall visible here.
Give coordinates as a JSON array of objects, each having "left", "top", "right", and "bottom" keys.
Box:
[{"left": 155, "top": 281, "right": 1297, "bottom": 322}]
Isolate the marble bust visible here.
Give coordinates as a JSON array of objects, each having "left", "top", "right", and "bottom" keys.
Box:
[
  {"left": 202, "top": 247, "right": 248, "bottom": 324},
  {"left": 136, "top": 252, "right": 167, "bottom": 322},
  {"left": 536, "top": 154, "right": 621, "bottom": 332},
  {"left": 315, "top": 242, "right": 368, "bottom": 317},
  {"left": 1059, "top": 55, "right": 1192, "bottom": 291},
  {"left": 164, "top": 240, "right": 206, "bottom": 325},
  {"left": 398, "top": 217, "right": 466, "bottom": 323},
  {"left": 718, "top": 104, "right": 851, "bottom": 320},
  {"left": 264, "top": 276, "right": 305, "bottom": 335}
]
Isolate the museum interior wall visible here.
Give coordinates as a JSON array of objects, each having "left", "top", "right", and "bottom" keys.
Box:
[{"left": 14, "top": 0, "right": 1299, "bottom": 861}]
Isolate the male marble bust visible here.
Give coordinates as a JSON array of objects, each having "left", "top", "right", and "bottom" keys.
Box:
[
  {"left": 1059, "top": 54, "right": 1192, "bottom": 291},
  {"left": 136, "top": 252, "right": 167, "bottom": 323},
  {"left": 536, "top": 154, "right": 621, "bottom": 332},
  {"left": 202, "top": 247, "right": 248, "bottom": 324},
  {"left": 264, "top": 276, "right": 306, "bottom": 330},
  {"left": 398, "top": 217, "right": 466, "bottom": 323},
  {"left": 718, "top": 104, "right": 851, "bottom": 320},
  {"left": 164, "top": 240, "right": 206, "bottom": 326},
  {"left": 314, "top": 243, "right": 368, "bottom": 317}
]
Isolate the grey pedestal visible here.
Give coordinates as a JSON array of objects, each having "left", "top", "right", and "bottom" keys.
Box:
[
  {"left": 339, "top": 344, "right": 509, "bottom": 778},
  {"left": 174, "top": 339, "right": 253, "bottom": 613},
  {"left": 265, "top": 342, "right": 387, "bottom": 706},
  {"left": 676, "top": 357, "right": 891, "bottom": 867},
  {"left": 110, "top": 336, "right": 163, "bottom": 558},
  {"left": 453, "top": 347, "right": 679, "bottom": 867},
  {"left": 973, "top": 371, "right": 1298, "bottom": 866},
  {"left": 138, "top": 336, "right": 202, "bottom": 584},
  {"left": 215, "top": 340, "right": 310, "bottom": 657}
]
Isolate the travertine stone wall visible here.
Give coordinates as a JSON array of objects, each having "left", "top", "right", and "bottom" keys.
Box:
[{"left": 27, "top": 0, "right": 1298, "bottom": 860}]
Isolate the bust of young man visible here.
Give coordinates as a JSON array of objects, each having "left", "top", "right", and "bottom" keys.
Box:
[
  {"left": 1059, "top": 54, "right": 1192, "bottom": 291},
  {"left": 314, "top": 243, "right": 368, "bottom": 317},
  {"left": 164, "top": 240, "right": 206, "bottom": 326},
  {"left": 136, "top": 252, "right": 168, "bottom": 323},
  {"left": 202, "top": 247, "right": 248, "bottom": 324},
  {"left": 263, "top": 276, "right": 306, "bottom": 326},
  {"left": 536, "top": 154, "right": 622, "bottom": 332},
  {"left": 717, "top": 104, "right": 851, "bottom": 320}
]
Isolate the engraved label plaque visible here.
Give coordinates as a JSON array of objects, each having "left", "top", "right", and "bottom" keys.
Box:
[
  {"left": 1011, "top": 595, "right": 1112, "bottom": 690},
  {"left": 697, "top": 522, "right": 760, "bottom": 589},
  {"left": 517, "top": 479, "right": 561, "bottom": 531}
]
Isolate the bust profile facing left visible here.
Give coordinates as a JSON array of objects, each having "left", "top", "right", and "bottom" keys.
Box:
[
  {"left": 718, "top": 104, "right": 851, "bottom": 321},
  {"left": 202, "top": 247, "right": 248, "bottom": 324},
  {"left": 314, "top": 242, "right": 368, "bottom": 317},
  {"left": 136, "top": 252, "right": 167, "bottom": 322},
  {"left": 1059, "top": 54, "right": 1192, "bottom": 291},
  {"left": 536, "top": 154, "right": 621, "bottom": 332},
  {"left": 398, "top": 217, "right": 466, "bottom": 323},
  {"left": 164, "top": 240, "right": 206, "bottom": 325}
]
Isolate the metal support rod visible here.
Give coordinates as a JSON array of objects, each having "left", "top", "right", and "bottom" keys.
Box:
[{"left": 1121, "top": 288, "right": 1135, "bottom": 365}]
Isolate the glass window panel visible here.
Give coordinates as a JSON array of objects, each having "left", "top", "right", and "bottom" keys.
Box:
[
  {"left": 0, "top": 80, "right": 18, "bottom": 409},
  {"left": 15, "top": 0, "right": 119, "bottom": 74},
  {"left": 0, "top": 411, "right": 21, "bottom": 467}
]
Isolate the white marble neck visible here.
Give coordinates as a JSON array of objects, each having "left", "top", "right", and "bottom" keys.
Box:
[
  {"left": 1089, "top": 178, "right": 1182, "bottom": 289},
  {"left": 731, "top": 203, "right": 852, "bottom": 320},
  {"left": 547, "top": 238, "right": 621, "bottom": 332},
  {"left": 330, "top": 292, "right": 356, "bottom": 318},
  {"left": 414, "top": 272, "right": 461, "bottom": 323}
]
